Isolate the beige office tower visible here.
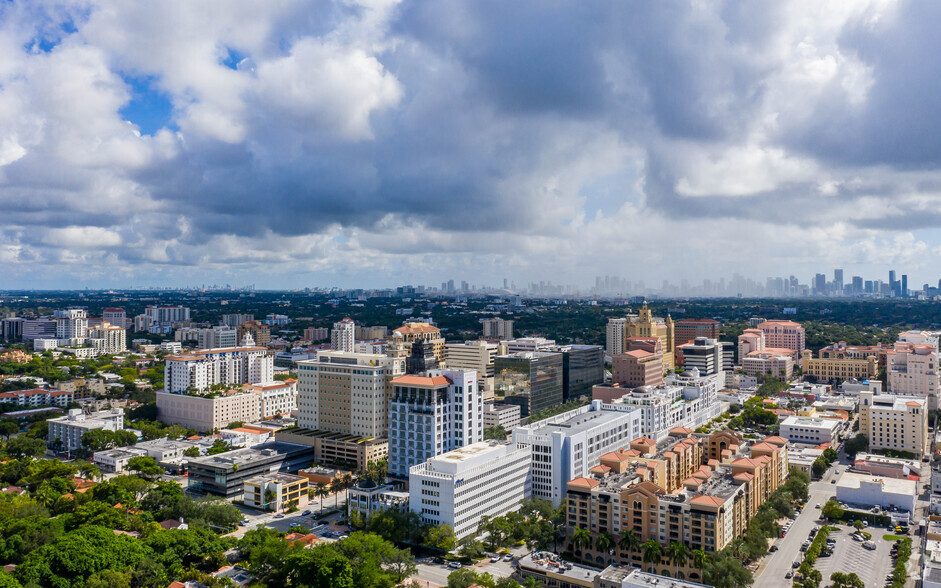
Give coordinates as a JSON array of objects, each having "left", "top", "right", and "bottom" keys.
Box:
[
  {"left": 445, "top": 340, "right": 499, "bottom": 401},
  {"left": 297, "top": 351, "right": 405, "bottom": 438},
  {"left": 859, "top": 390, "right": 929, "bottom": 457},
  {"left": 393, "top": 322, "right": 446, "bottom": 362}
]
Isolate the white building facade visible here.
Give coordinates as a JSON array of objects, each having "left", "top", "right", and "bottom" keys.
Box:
[
  {"left": 615, "top": 369, "right": 724, "bottom": 441},
  {"left": 48, "top": 408, "right": 125, "bottom": 451},
  {"left": 511, "top": 401, "right": 643, "bottom": 505},
  {"left": 164, "top": 345, "right": 273, "bottom": 393},
  {"left": 779, "top": 415, "right": 842, "bottom": 445},
  {"left": 409, "top": 441, "right": 532, "bottom": 538},
  {"left": 331, "top": 318, "right": 356, "bottom": 353}
]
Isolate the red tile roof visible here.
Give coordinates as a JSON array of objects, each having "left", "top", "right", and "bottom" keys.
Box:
[{"left": 391, "top": 375, "right": 452, "bottom": 387}]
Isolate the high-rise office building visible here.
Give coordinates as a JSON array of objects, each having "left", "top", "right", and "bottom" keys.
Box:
[
  {"left": 902, "top": 274, "right": 908, "bottom": 298},
  {"left": 331, "top": 317, "right": 355, "bottom": 353},
  {"left": 494, "top": 352, "right": 563, "bottom": 417},
  {"left": 102, "top": 308, "right": 128, "bottom": 329},
  {"left": 296, "top": 351, "right": 405, "bottom": 437},
  {"left": 834, "top": 269, "right": 843, "bottom": 295},
  {"left": 481, "top": 318, "right": 514, "bottom": 340},
  {"left": 54, "top": 309, "right": 88, "bottom": 340},
  {"left": 388, "top": 369, "right": 482, "bottom": 478},
  {"left": 554, "top": 345, "right": 604, "bottom": 401},
  {"left": 813, "top": 273, "right": 826, "bottom": 295}
]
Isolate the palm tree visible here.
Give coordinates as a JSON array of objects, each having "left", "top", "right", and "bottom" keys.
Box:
[
  {"left": 596, "top": 531, "right": 615, "bottom": 564},
  {"left": 642, "top": 539, "right": 662, "bottom": 572},
  {"left": 691, "top": 548, "right": 706, "bottom": 581},
  {"left": 342, "top": 473, "right": 353, "bottom": 489},
  {"left": 571, "top": 526, "right": 592, "bottom": 557},
  {"left": 729, "top": 537, "right": 745, "bottom": 561},
  {"left": 330, "top": 479, "right": 343, "bottom": 509},
  {"left": 314, "top": 482, "right": 329, "bottom": 514},
  {"left": 666, "top": 541, "right": 690, "bottom": 578},
  {"left": 618, "top": 529, "right": 641, "bottom": 561}
]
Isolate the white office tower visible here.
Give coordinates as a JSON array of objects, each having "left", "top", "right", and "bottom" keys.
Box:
[
  {"left": 54, "top": 309, "right": 88, "bottom": 340},
  {"left": 164, "top": 345, "right": 273, "bottom": 393},
  {"left": 409, "top": 441, "right": 532, "bottom": 538},
  {"left": 296, "top": 351, "right": 405, "bottom": 436},
  {"left": 511, "top": 400, "right": 643, "bottom": 506},
  {"left": 331, "top": 317, "right": 356, "bottom": 353},
  {"left": 606, "top": 318, "right": 627, "bottom": 357},
  {"left": 388, "top": 368, "right": 483, "bottom": 478}
]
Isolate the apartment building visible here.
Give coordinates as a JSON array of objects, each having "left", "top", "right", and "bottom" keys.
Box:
[
  {"left": 303, "top": 327, "right": 328, "bottom": 342},
  {"left": 245, "top": 380, "right": 297, "bottom": 418},
  {"left": 156, "top": 390, "right": 260, "bottom": 432},
  {"left": 102, "top": 308, "right": 127, "bottom": 329},
  {"left": 511, "top": 401, "right": 644, "bottom": 505},
  {"left": 48, "top": 408, "right": 125, "bottom": 451},
  {"left": 243, "top": 473, "right": 310, "bottom": 512},
  {"left": 801, "top": 348, "right": 878, "bottom": 382},
  {"left": 886, "top": 341, "right": 940, "bottom": 409},
  {"left": 742, "top": 349, "right": 795, "bottom": 379},
  {"left": 222, "top": 313, "right": 254, "bottom": 328},
  {"left": 296, "top": 351, "right": 405, "bottom": 437},
  {"left": 756, "top": 320, "right": 805, "bottom": 352},
  {"left": 481, "top": 317, "right": 514, "bottom": 340},
  {"left": 409, "top": 441, "right": 532, "bottom": 538},
  {"left": 606, "top": 318, "right": 628, "bottom": 357},
  {"left": 196, "top": 326, "right": 238, "bottom": 350},
  {"left": 331, "top": 318, "right": 355, "bottom": 352},
  {"left": 859, "top": 390, "right": 929, "bottom": 457},
  {"left": 612, "top": 350, "right": 664, "bottom": 388},
  {"left": 0, "top": 388, "right": 73, "bottom": 407},
  {"left": 237, "top": 321, "right": 271, "bottom": 348},
  {"left": 164, "top": 345, "right": 273, "bottom": 393},
  {"left": 565, "top": 432, "right": 788, "bottom": 581},
  {"left": 88, "top": 322, "right": 126, "bottom": 354},
  {"left": 604, "top": 369, "right": 724, "bottom": 441},
  {"left": 388, "top": 369, "right": 483, "bottom": 478},
  {"left": 393, "top": 322, "right": 445, "bottom": 362},
  {"left": 54, "top": 308, "right": 88, "bottom": 339},
  {"left": 494, "top": 352, "right": 563, "bottom": 418}
]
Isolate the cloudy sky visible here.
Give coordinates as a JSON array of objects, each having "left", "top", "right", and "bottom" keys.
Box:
[{"left": 1, "top": 0, "right": 940, "bottom": 290}]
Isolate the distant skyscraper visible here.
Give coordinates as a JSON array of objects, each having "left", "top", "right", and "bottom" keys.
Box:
[
  {"left": 834, "top": 269, "right": 843, "bottom": 295},
  {"left": 889, "top": 270, "right": 897, "bottom": 296},
  {"left": 852, "top": 276, "right": 863, "bottom": 295},
  {"left": 902, "top": 274, "right": 908, "bottom": 298},
  {"left": 813, "top": 273, "right": 826, "bottom": 295}
]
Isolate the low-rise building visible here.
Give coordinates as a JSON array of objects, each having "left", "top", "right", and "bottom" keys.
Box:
[
  {"left": 347, "top": 481, "right": 409, "bottom": 518},
  {"left": 186, "top": 442, "right": 317, "bottom": 497},
  {"left": 921, "top": 538, "right": 941, "bottom": 588},
  {"left": 93, "top": 447, "right": 148, "bottom": 473},
  {"left": 483, "top": 403, "right": 521, "bottom": 431},
  {"left": 0, "top": 388, "right": 74, "bottom": 408},
  {"left": 836, "top": 472, "right": 917, "bottom": 515},
  {"left": 852, "top": 453, "right": 921, "bottom": 479},
  {"left": 409, "top": 441, "right": 533, "bottom": 538},
  {"left": 242, "top": 473, "right": 309, "bottom": 512},
  {"left": 48, "top": 408, "right": 125, "bottom": 451},
  {"left": 274, "top": 428, "right": 388, "bottom": 471},
  {"left": 156, "top": 391, "right": 260, "bottom": 432},
  {"left": 779, "top": 415, "right": 842, "bottom": 445}
]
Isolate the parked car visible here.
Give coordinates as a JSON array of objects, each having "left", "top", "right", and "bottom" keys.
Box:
[
  {"left": 785, "top": 571, "right": 793, "bottom": 579},
  {"left": 491, "top": 555, "right": 501, "bottom": 563},
  {"left": 273, "top": 514, "right": 285, "bottom": 519},
  {"left": 302, "top": 510, "right": 311, "bottom": 516},
  {"left": 448, "top": 562, "right": 462, "bottom": 569},
  {"left": 792, "top": 561, "right": 801, "bottom": 569},
  {"left": 503, "top": 554, "right": 514, "bottom": 562}
]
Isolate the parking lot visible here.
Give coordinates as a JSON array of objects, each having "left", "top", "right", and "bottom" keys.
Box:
[{"left": 811, "top": 525, "right": 895, "bottom": 587}]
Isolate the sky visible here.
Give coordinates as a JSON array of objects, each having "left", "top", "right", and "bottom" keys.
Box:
[{"left": 2, "top": 0, "right": 941, "bottom": 290}]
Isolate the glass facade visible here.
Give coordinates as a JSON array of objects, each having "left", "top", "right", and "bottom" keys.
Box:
[
  {"left": 560, "top": 345, "right": 604, "bottom": 401},
  {"left": 494, "top": 352, "right": 563, "bottom": 417}
]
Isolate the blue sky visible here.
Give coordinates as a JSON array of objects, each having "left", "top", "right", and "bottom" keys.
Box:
[{"left": 1, "top": 0, "right": 941, "bottom": 290}]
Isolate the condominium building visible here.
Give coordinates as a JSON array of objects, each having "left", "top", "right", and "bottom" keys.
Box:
[
  {"left": 0, "top": 388, "right": 73, "bottom": 407},
  {"left": 164, "top": 345, "right": 273, "bottom": 393},
  {"left": 355, "top": 325, "right": 388, "bottom": 340},
  {"left": 801, "top": 348, "right": 878, "bottom": 383},
  {"left": 222, "top": 313, "right": 254, "bottom": 328},
  {"left": 898, "top": 330, "right": 941, "bottom": 349},
  {"left": 565, "top": 432, "right": 788, "bottom": 580},
  {"left": 483, "top": 403, "right": 522, "bottom": 431},
  {"left": 742, "top": 349, "right": 795, "bottom": 379},
  {"left": 676, "top": 337, "right": 728, "bottom": 376},
  {"left": 237, "top": 321, "right": 271, "bottom": 348},
  {"left": 303, "top": 327, "right": 328, "bottom": 342},
  {"left": 445, "top": 340, "right": 500, "bottom": 400},
  {"left": 54, "top": 308, "right": 88, "bottom": 339},
  {"left": 779, "top": 415, "right": 842, "bottom": 445},
  {"left": 197, "top": 326, "right": 238, "bottom": 350},
  {"left": 296, "top": 351, "right": 405, "bottom": 437},
  {"left": 246, "top": 380, "right": 297, "bottom": 418},
  {"left": 494, "top": 352, "right": 563, "bottom": 418},
  {"left": 859, "top": 391, "right": 929, "bottom": 457},
  {"left": 511, "top": 400, "right": 644, "bottom": 505},
  {"left": 737, "top": 328, "right": 765, "bottom": 360},
  {"left": 48, "top": 408, "right": 125, "bottom": 451},
  {"left": 388, "top": 369, "right": 483, "bottom": 478},
  {"left": 331, "top": 318, "right": 355, "bottom": 353},
  {"left": 755, "top": 320, "right": 805, "bottom": 352},
  {"left": 156, "top": 390, "right": 260, "bottom": 431},
  {"left": 481, "top": 318, "right": 514, "bottom": 340},
  {"left": 102, "top": 308, "right": 128, "bottom": 329},
  {"left": 144, "top": 306, "right": 191, "bottom": 327},
  {"left": 243, "top": 473, "right": 310, "bottom": 512},
  {"left": 606, "top": 318, "right": 628, "bottom": 357},
  {"left": 607, "top": 369, "right": 724, "bottom": 441},
  {"left": 612, "top": 350, "right": 664, "bottom": 388},
  {"left": 409, "top": 441, "right": 532, "bottom": 538},
  {"left": 886, "top": 341, "right": 940, "bottom": 409},
  {"left": 393, "top": 322, "right": 445, "bottom": 362},
  {"left": 674, "top": 318, "right": 721, "bottom": 346},
  {"left": 88, "top": 322, "right": 126, "bottom": 354}
]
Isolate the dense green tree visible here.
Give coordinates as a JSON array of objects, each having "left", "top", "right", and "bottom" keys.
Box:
[
  {"left": 183, "top": 446, "right": 200, "bottom": 457},
  {"left": 425, "top": 524, "right": 458, "bottom": 551},
  {"left": 126, "top": 456, "right": 163, "bottom": 479},
  {"left": 281, "top": 545, "right": 354, "bottom": 588},
  {"left": 5, "top": 436, "right": 45, "bottom": 460},
  {"left": 483, "top": 425, "right": 508, "bottom": 440},
  {"left": 0, "top": 422, "right": 19, "bottom": 440},
  {"left": 0, "top": 572, "right": 21, "bottom": 588}
]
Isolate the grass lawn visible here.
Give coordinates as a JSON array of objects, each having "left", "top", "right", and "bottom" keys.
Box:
[{"left": 883, "top": 534, "right": 905, "bottom": 541}]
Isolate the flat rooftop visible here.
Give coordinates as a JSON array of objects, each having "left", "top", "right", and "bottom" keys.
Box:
[
  {"left": 188, "top": 442, "right": 313, "bottom": 469},
  {"left": 837, "top": 472, "right": 917, "bottom": 495},
  {"left": 519, "top": 552, "right": 598, "bottom": 584},
  {"left": 245, "top": 473, "right": 307, "bottom": 485}
]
